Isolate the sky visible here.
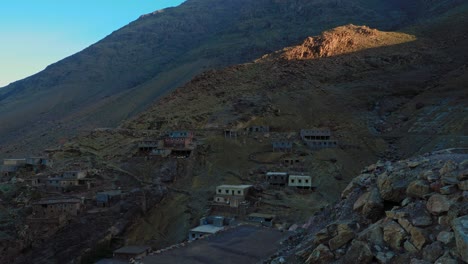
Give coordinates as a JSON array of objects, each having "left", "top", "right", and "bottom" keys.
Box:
[{"left": 0, "top": 0, "right": 185, "bottom": 87}]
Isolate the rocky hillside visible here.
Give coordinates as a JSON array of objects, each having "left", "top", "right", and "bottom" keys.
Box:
[
  {"left": 0, "top": 0, "right": 466, "bottom": 158},
  {"left": 271, "top": 148, "right": 468, "bottom": 264}
]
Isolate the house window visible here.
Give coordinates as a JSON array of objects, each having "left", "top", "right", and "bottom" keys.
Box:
[
  {"left": 291, "top": 179, "right": 295, "bottom": 183},
  {"left": 305, "top": 180, "right": 309, "bottom": 183},
  {"left": 237, "top": 190, "right": 241, "bottom": 195},
  {"left": 218, "top": 189, "right": 221, "bottom": 193},
  {"left": 299, "top": 179, "right": 302, "bottom": 183},
  {"left": 225, "top": 190, "right": 229, "bottom": 194}
]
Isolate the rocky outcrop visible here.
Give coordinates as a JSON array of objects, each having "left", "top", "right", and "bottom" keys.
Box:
[
  {"left": 281, "top": 25, "right": 416, "bottom": 60},
  {"left": 272, "top": 149, "right": 468, "bottom": 263}
]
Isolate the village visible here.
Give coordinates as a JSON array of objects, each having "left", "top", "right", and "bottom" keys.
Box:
[{"left": 0, "top": 125, "right": 340, "bottom": 263}]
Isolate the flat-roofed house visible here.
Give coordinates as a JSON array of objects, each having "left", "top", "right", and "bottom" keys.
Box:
[
  {"left": 188, "top": 225, "right": 224, "bottom": 241},
  {"left": 288, "top": 175, "right": 312, "bottom": 189},
  {"left": 214, "top": 185, "right": 252, "bottom": 208},
  {"left": 265, "top": 172, "right": 288, "bottom": 186},
  {"left": 300, "top": 129, "right": 338, "bottom": 149}
]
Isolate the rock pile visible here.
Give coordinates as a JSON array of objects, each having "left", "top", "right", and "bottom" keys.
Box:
[{"left": 274, "top": 149, "right": 468, "bottom": 263}]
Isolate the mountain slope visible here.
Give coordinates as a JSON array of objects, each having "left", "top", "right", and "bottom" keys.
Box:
[{"left": 0, "top": 0, "right": 465, "bottom": 158}]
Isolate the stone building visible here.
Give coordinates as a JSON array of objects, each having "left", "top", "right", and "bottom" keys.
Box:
[
  {"left": 247, "top": 213, "right": 276, "bottom": 227},
  {"left": 246, "top": 126, "right": 270, "bottom": 133},
  {"left": 32, "top": 197, "right": 83, "bottom": 218}
]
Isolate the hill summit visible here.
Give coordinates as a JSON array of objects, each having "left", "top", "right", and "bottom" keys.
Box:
[{"left": 279, "top": 25, "right": 416, "bottom": 60}]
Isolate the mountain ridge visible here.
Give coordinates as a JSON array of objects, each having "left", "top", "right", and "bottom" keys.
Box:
[{"left": 1, "top": 0, "right": 466, "bottom": 158}]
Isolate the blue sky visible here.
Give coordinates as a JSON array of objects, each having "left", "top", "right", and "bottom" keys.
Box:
[{"left": 0, "top": 0, "right": 185, "bottom": 87}]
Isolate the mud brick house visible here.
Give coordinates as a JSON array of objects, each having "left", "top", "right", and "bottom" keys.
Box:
[
  {"left": 214, "top": 185, "right": 252, "bottom": 208},
  {"left": 300, "top": 129, "right": 338, "bottom": 149},
  {"left": 164, "top": 131, "right": 194, "bottom": 149},
  {"left": 96, "top": 190, "right": 122, "bottom": 207},
  {"left": 32, "top": 197, "right": 83, "bottom": 218},
  {"left": 288, "top": 175, "right": 312, "bottom": 189},
  {"left": 247, "top": 213, "right": 276, "bottom": 227},
  {"left": 272, "top": 141, "right": 293, "bottom": 152},
  {"left": 113, "top": 246, "right": 151, "bottom": 260},
  {"left": 266, "top": 172, "right": 289, "bottom": 186}
]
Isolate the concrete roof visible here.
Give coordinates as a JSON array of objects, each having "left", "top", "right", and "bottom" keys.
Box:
[
  {"left": 289, "top": 175, "right": 311, "bottom": 179},
  {"left": 190, "top": 225, "right": 224, "bottom": 234},
  {"left": 266, "top": 172, "right": 288, "bottom": 176},
  {"left": 217, "top": 185, "right": 252, "bottom": 189},
  {"left": 113, "top": 245, "right": 151, "bottom": 255}
]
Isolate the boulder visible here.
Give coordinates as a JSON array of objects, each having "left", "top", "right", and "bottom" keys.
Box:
[
  {"left": 437, "top": 231, "right": 454, "bottom": 245},
  {"left": 439, "top": 160, "right": 458, "bottom": 178},
  {"left": 383, "top": 220, "right": 406, "bottom": 250},
  {"left": 441, "top": 176, "right": 459, "bottom": 186},
  {"left": 410, "top": 226, "right": 428, "bottom": 250},
  {"left": 343, "top": 240, "right": 374, "bottom": 264},
  {"left": 305, "top": 244, "right": 334, "bottom": 264},
  {"left": 426, "top": 194, "right": 451, "bottom": 214},
  {"left": 328, "top": 224, "right": 355, "bottom": 251},
  {"left": 423, "top": 170, "right": 439, "bottom": 182},
  {"left": 409, "top": 202, "right": 433, "bottom": 227},
  {"left": 404, "top": 240, "right": 418, "bottom": 253},
  {"left": 434, "top": 252, "right": 459, "bottom": 264},
  {"left": 422, "top": 241, "right": 444, "bottom": 262},
  {"left": 458, "top": 180, "right": 468, "bottom": 191},
  {"left": 378, "top": 171, "right": 416, "bottom": 202},
  {"left": 451, "top": 215, "right": 468, "bottom": 262},
  {"left": 439, "top": 185, "right": 457, "bottom": 195},
  {"left": 406, "top": 180, "right": 430, "bottom": 198},
  {"left": 375, "top": 251, "right": 395, "bottom": 264},
  {"left": 357, "top": 221, "right": 384, "bottom": 246}
]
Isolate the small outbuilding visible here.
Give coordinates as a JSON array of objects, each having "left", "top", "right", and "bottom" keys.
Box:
[
  {"left": 247, "top": 213, "right": 276, "bottom": 227},
  {"left": 188, "top": 225, "right": 224, "bottom": 241},
  {"left": 113, "top": 246, "right": 151, "bottom": 260}
]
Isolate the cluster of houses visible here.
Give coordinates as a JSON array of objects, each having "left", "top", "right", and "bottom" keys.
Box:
[
  {"left": 225, "top": 126, "right": 338, "bottom": 153},
  {"left": 137, "top": 131, "right": 195, "bottom": 158}
]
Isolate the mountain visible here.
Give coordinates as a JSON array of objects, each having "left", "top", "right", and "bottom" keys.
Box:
[{"left": 0, "top": 0, "right": 465, "bottom": 158}]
